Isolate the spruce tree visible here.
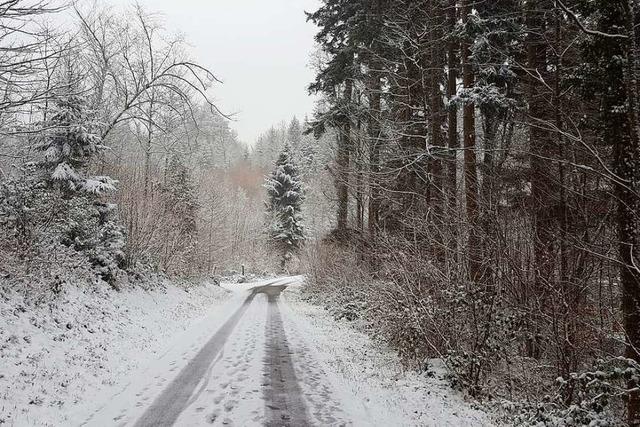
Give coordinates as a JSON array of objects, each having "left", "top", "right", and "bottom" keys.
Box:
[
  {"left": 161, "top": 155, "right": 199, "bottom": 274},
  {"left": 37, "top": 90, "right": 115, "bottom": 196},
  {"left": 164, "top": 155, "right": 198, "bottom": 239},
  {"left": 34, "top": 67, "right": 125, "bottom": 285},
  {"left": 287, "top": 116, "right": 303, "bottom": 150},
  {"left": 265, "top": 145, "right": 305, "bottom": 269}
]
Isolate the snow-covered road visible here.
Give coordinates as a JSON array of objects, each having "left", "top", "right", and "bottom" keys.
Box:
[
  {"left": 71, "top": 277, "right": 495, "bottom": 427},
  {"left": 79, "top": 277, "right": 352, "bottom": 426}
]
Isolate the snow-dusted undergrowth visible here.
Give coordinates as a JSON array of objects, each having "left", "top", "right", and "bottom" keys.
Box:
[{"left": 0, "top": 280, "right": 229, "bottom": 426}]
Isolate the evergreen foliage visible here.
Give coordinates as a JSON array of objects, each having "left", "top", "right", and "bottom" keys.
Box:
[
  {"left": 37, "top": 90, "right": 115, "bottom": 196},
  {"left": 163, "top": 155, "right": 199, "bottom": 239},
  {"left": 304, "top": 0, "right": 640, "bottom": 423},
  {"left": 264, "top": 145, "right": 305, "bottom": 267},
  {"left": 0, "top": 70, "right": 127, "bottom": 285},
  {"left": 158, "top": 155, "right": 200, "bottom": 275}
]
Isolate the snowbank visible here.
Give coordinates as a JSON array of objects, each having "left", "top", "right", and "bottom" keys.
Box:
[
  {"left": 282, "top": 285, "right": 498, "bottom": 427},
  {"left": 0, "top": 280, "right": 230, "bottom": 426}
]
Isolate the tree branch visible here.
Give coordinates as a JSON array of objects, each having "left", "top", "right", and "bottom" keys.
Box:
[{"left": 556, "top": 0, "right": 629, "bottom": 40}]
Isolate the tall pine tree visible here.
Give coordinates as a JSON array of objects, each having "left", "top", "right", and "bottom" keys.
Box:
[
  {"left": 265, "top": 145, "right": 305, "bottom": 269},
  {"left": 160, "top": 155, "right": 199, "bottom": 275}
]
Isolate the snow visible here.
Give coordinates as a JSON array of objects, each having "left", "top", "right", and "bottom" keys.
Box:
[
  {"left": 281, "top": 283, "right": 498, "bottom": 427},
  {"left": 219, "top": 276, "right": 303, "bottom": 293},
  {"left": 0, "top": 276, "right": 498, "bottom": 426},
  {"left": 0, "top": 280, "right": 230, "bottom": 426},
  {"left": 50, "top": 163, "right": 79, "bottom": 182},
  {"left": 173, "top": 292, "right": 269, "bottom": 426},
  {"left": 81, "top": 177, "right": 117, "bottom": 195}
]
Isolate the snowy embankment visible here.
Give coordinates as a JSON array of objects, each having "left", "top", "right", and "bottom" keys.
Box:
[
  {"left": 0, "top": 280, "right": 230, "bottom": 426},
  {"left": 282, "top": 284, "right": 497, "bottom": 427}
]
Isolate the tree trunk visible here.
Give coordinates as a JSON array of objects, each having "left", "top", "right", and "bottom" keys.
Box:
[
  {"left": 356, "top": 115, "right": 364, "bottom": 232},
  {"left": 621, "top": 3, "right": 640, "bottom": 423},
  {"left": 526, "top": 0, "right": 555, "bottom": 360},
  {"left": 447, "top": 0, "right": 459, "bottom": 262},
  {"left": 143, "top": 92, "right": 155, "bottom": 199},
  {"left": 618, "top": 71, "right": 640, "bottom": 427},
  {"left": 336, "top": 79, "right": 353, "bottom": 235},
  {"left": 429, "top": 4, "right": 446, "bottom": 261},
  {"left": 462, "top": 0, "right": 480, "bottom": 282},
  {"left": 368, "top": 74, "right": 381, "bottom": 237},
  {"left": 368, "top": 1, "right": 383, "bottom": 238}
]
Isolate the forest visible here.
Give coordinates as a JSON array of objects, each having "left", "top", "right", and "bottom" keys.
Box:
[
  {"left": 302, "top": 1, "right": 640, "bottom": 425},
  {"left": 0, "top": 0, "right": 639, "bottom": 426}
]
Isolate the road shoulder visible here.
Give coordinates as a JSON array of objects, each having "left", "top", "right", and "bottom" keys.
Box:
[{"left": 281, "top": 285, "right": 497, "bottom": 427}]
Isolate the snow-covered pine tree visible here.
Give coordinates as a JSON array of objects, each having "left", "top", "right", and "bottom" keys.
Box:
[
  {"left": 37, "top": 90, "right": 115, "bottom": 196},
  {"left": 265, "top": 144, "right": 305, "bottom": 269},
  {"left": 287, "top": 116, "right": 303, "bottom": 155},
  {"left": 32, "top": 67, "right": 125, "bottom": 286},
  {"left": 91, "top": 202, "right": 126, "bottom": 285},
  {"left": 160, "top": 155, "right": 199, "bottom": 274},
  {"left": 166, "top": 156, "right": 198, "bottom": 236}
]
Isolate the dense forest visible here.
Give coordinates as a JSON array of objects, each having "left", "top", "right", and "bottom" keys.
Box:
[
  {"left": 299, "top": 0, "right": 640, "bottom": 425},
  {"left": 1, "top": 0, "right": 640, "bottom": 426}
]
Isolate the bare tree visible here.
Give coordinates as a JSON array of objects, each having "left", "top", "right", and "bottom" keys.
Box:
[{"left": 0, "top": 1, "right": 66, "bottom": 126}]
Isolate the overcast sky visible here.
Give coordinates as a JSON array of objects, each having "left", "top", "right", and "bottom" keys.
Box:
[{"left": 110, "top": 0, "right": 320, "bottom": 145}]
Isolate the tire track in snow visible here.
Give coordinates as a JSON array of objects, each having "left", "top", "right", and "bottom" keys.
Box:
[
  {"left": 261, "top": 286, "right": 310, "bottom": 427},
  {"left": 175, "top": 290, "right": 268, "bottom": 426},
  {"left": 279, "top": 307, "right": 351, "bottom": 426},
  {"left": 133, "top": 291, "right": 258, "bottom": 427}
]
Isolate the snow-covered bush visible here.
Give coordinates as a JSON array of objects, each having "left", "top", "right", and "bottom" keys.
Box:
[
  {"left": 0, "top": 80, "right": 126, "bottom": 287},
  {"left": 0, "top": 173, "right": 42, "bottom": 250},
  {"left": 0, "top": 176, "right": 126, "bottom": 287},
  {"left": 301, "top": 239, "right": 371, "bottom": 321},
  {"left": 513, "top": 357, "right": 636, "bottom": 426},
  {"left": 302, "top": 234, "right": 460, "bottom": 364},
  {"left": 89, "top": 203, "right": 126, "bottom": 285},
  {"left": 302, "top": 231, "right": 525, "bottom": 401}
]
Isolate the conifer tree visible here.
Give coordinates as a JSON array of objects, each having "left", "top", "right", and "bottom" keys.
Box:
[
  {"left": 160, "top": 155, "right": 199, "bottom": 274},
  {"left": 164, "top": 155, "right": 199, "bottom": 239},
  {"left": 30, "top": 61, "right": 126, "bottom": 285},
  {"left": 575, "top": 1, "right": 640, "bottom": 421},
  {"left": 37, "top": 88, "right": 115, "bottom": 196},
  {"left": 265, "top": 145, "right": 305, "bottom": 269},
  {"left": 35, "top": 82, "right": 125, "bottom": 285},
  {"left": 287, "top": 116, "right": 303, "bottom": 150}
]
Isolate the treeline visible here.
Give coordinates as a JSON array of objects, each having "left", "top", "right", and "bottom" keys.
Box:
[
  {"left": 305, "top": 0, "right": 640, "bottom": 424},
  {"left": 0, "top": 2, "right": 263, "bottom": 288}
]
